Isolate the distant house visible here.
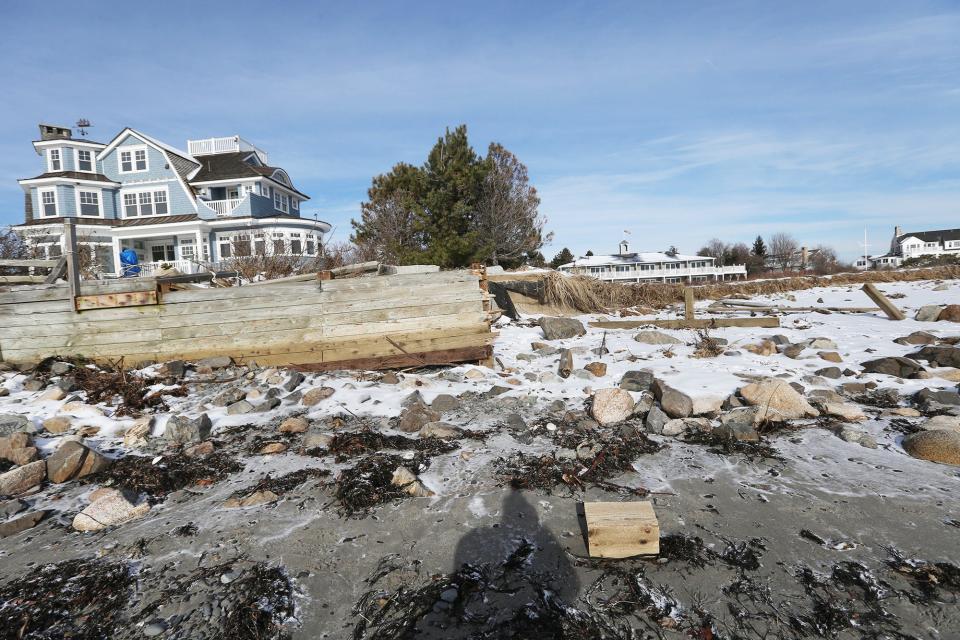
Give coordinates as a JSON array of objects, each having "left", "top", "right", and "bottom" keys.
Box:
[
  {"left": 14, "top": 123, "right": 330, "bottom": 276},
  {"left": 557, "top": 241, "right": 747, "bottom": 283},
  {"left": 763, "top": 246, "right": 821, "bottom": 271},
  {"left": 854, "top": 225, "right": 960, "bottom": 269}
]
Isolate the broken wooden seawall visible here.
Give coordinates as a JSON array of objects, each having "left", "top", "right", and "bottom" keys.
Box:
[{"left": 0, "top": 270, "right": 496, "bottom": 370}]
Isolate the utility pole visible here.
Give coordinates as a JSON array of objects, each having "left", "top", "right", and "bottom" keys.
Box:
[{"left": 858, "top": 228, "right": 871, "bottom": 268}]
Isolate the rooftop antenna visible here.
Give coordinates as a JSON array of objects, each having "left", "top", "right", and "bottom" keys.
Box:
[
  {"left": 75, "top": 119, "right": 91, "bottom": 136},
  {"left": 858, "top": 227, "right": 871, "bottom": 266}
]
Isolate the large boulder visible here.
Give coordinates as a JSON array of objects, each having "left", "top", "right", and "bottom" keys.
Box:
[
  {"left": 894, "top": 331, "right": 938, "bottom": 346},
  {"left": 590, "top": 388, "right": 635, "bottom": 425},
  {"left": 0, "top": 460, "right": 46, "bottom": 496},
  {"left": 46, "top": 441, "right": 111, "bottom": 484},
  {"left": 165, "top": 414, "right": 212, "bottom": 444},
  {"left": 652, "top": 379, "right": 693, "bottom": 418},
  {"left": 937, "top": 305, "right": 960, "bottom": 322},
  {"left": 634, "top": 330, "right": 683, "bottom": 346},
  {"left": 909, "top": 346, "right": 960, "bottom": 369},
  {"left": 73, "top": 492, "right": 150, "bottom": 531},
  {"left": 619, "top": 370, "right": 654, "bottom": 392},
  {"left": 921, "top": 415, "right": 960, "bottom": 433},
  {"left": 538, "top": 317, "right": 585, "bottom": 341},
  {"left": 915, "top": 305, "right": 944, "bottom": 322},
  {"left": 902, "top": 430, "right": 960, "bottom": 465},
  {"left": 861, "top": 357, "right": 925, "bottom": 378},
  {"left": 738, "top": 378, "right": 819, "bottom": 421}
]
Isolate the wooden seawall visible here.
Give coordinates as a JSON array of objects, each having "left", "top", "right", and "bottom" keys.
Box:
[{"left": 0, "top": 270, "right": 495, "bottom": 370}]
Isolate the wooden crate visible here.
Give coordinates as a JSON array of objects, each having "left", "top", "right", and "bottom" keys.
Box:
[{"left": 583, "top": 501, "right": 659, "bottom": 558}]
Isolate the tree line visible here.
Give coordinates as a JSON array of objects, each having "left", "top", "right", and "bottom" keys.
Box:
[
  {"left": 350, "top": 125, "right": 550, "bottom": 268},
  {"left": 696, "top": 232, "right": 846, "bottom": 275}
]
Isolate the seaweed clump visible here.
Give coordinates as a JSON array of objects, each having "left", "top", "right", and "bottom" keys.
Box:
[
  {"left": 85, "top": 452, "right": 242, "bottom": 500},
  {"left": 323, "top": 429, "right": 458, "bottom": 461},
  {"left": 0, "top": 559, "right": 133, "bottom": 639},
  {"left": 221, "top": 564, "right": 295, "bottom": 640},
  {"left": 334, "top": 453, "right": 430, "bottom": 517}
]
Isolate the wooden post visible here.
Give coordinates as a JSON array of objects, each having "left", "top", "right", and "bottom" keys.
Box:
[
  {"left": 684, "top": 288, "right": 695, "bottom": 320},
  {"left": 861, "top": 283, "right": 906, "bottom": 321},
  {"left": 63, "top": 218, "right": 81, "bottom": 308},
  {"left": 558, "top": 348, "right": 573, "bottom": 378},
  {"left": 583, "top": 501, "right": 659, "bottom": 558}
]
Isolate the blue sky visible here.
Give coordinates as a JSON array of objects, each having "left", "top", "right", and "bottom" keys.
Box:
[{"left": 1, "top": 1, "right": 957, "bottom": 260}]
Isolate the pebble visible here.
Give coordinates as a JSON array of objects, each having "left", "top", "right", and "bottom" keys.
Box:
[
  {"left": 143, "top": 622, "right": 166, "bottom": 637},
  {"left": 220, "top": 570, "right": 240, "bottom": 584}
]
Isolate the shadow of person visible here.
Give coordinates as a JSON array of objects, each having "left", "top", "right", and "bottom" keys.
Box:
[{"left": 415, "top": 490, "right": 581, "bottom": 638}]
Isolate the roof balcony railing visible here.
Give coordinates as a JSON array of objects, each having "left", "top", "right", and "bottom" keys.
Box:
[{"left": 187, "top": 136, "right": 269, "bottom": 164}]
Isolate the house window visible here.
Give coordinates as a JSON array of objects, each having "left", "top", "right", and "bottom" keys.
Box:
[
  {"left": 291, "top": 198, "right": 299, "bottom": 211},
  {"left": 139, "top": 192, "right": 153, "bottom": 216},
  {"left": 306, "top": 240, "right": 315, "bottom": 254},
  {"left": 254, "top": 233, "right": 265, "bottom": 255},
  {"left": 119, "top": 146, "right": 148, "bottom": 173},
  {"left": 154, "top": 190, "right": 168, "bottom": 215},
  {"left": 274, "top": 191, "right": 282, "bottom": 210},
  {"left": 290, "top": 233, "right": 302, "bottom": 254},
  {"left": 235, "top": 234, "right": 252, "bottom": 255},
  {"left": 40, "top": 190, "right": 57, "bottom": 216},
  {"left": 48, "top": 149, "right": 61, "bottom": 171},
  {"left": 124, "top": 193, "right": 138, "bottom": 217},
  {"left": 48, "top": 244, "right": 62, "bottom": 258},
  {"left": 150, "top": 245, "right": 175, "bottom": 262},
  {"left": 180, "top": 238, "right": 195, "bottom": 260},
  {"left": 78, "top": 191, "right": 100, "bottom": 216},
  {"left": 260, "top": 183, "right": 270, "bottom": 197},
  {"left": 77, "top": 150, "right": 93, "bottom": 172},
  {"left": 218, "top": 237, "right": 232, "bottom": 258}
]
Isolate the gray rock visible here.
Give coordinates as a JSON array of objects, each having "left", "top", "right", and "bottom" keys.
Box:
[
  {"left": 738, "top": 378, "right": 819, "bottom": 420},
  {"left": 807, "top": 337, "right": 837, "bottom": 350},
  {"left": 254, "top": 397, "right": 282, "bottom": 413},
  {"left": 619, "top": 370, "right": 654, "bottom": 392},
  {"left": 839, "top": 428, "right": 877, "bottom": 448},
  {"left": 769, "top": 335, "right": 791, "bottom": 345},
  {"left": 815, "top": 367, "right": 843, "bottom": 379},
  {"left": 861, "top": 356, "right": 925, "bottom": 378},
  {"left": 431, "top": 394, "right": 461, "bottom": 413},
  {"left": 645, "top": 405, "right": 668, "bottom": 434},
  {"left": 0, "top": 498, "right": 26, "bottom": 519},
  {"left": 143, "top": 622, "right": 167, "bottom": 637},
  {"left": 50, "top": 361, "right": 72, "bottom": 376},
  {"left": 57, "top": 377, "right": 79, "bottom": 392},
  {"left": 160, "top": 360, "right": 186, "bottom": 378},
  {"left": 590, "top": 388, "right": 635, "bottom": 425},
  {"left": 398, "top": 403, "right": 441, "bottom": 433},
  {"left": 303, "top": 431, "right": 334, "bottom": 450},
  {"left": 419, "top": 422, "right": 462, "bottom": 439},
  {"left": 22, "top": 378, "right": 44, "bottom": 392},
  {"left": 894, "top": 331, "right": 938, "bottom": 346},
  {"left": 915, "top": 305, "right": 944, "bottom": 322},
  {"left": 539, "top": 317, "right": 586, "bottom": 341},
  {"left": 212, "top": 388, "right": 246, "bottom": 407},
  {"left": 909, "top": 346, "right": 960, "bottom": 369},
  {"left": 165, "top": 414, "right": 212, "bottom": 444},
  {"left": 0, "top": 510, "right": 47, "bottom": 538},
  {"left": 0, "top": 414, "right": 34, "bottom": 437},
  {"left": 652, "top": 379, "right": 693, "bottom": 418},
  {"left": 197, "top": 356, "right": 232, "bottom": 369},
  {"left": 485, "top": 386, "right": 511, "bottom": 398},
  {"left": 284, "top": 390, "right": 303, "bottom": 404},
  {"left": 714, "top": 409, "right": 760, "bottom": 441},
  {"left": 782, "top": 344, "right": 805, "bottom": 359},
  {"left": 661, "top": 419, "right": 688, "bottom": 437},
  {"left": 46, "top": 441, "right": 110, "bottom": 483},
  {"left": 633, "top": 330, "right": 683, "bottom": 346},
  {"left": 633, "top": 391, "right": 655, "bottom": 416},
  {"left": 0, "top": 460, "right": 46, "bottom": 495},
  {"left": 809, "top": 389, "right": 844, "bottom": 404},
  {"left": 226, "top": 400, "right": 254, "bottom": 415},
  {"left": 284, "top": 371, "right": 306, "bottom": 392},
  {"left": 505, "top": 413, "right": 526, "bottom": 430}
]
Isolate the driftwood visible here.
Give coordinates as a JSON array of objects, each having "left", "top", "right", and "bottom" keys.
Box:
[
  {"left": 558, "top": 349, "right": 573, "bottom": 378},
  {"left": 861, "top": 283, "right": 906, "bottom": 320},
  {"left": 583, "top": 501, "right": 660, "bottom": 558},
  {"left": 591, "top": 317, "right": 780, "bottom": 330}
]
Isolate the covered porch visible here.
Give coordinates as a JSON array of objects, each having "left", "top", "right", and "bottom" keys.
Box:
[{"left": 110, "top": 222, "right": 211, "bottom": 277}]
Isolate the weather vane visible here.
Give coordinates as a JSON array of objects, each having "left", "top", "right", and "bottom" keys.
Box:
[{"left": 75, "top": 119, "right": 92, "bottom": 137}]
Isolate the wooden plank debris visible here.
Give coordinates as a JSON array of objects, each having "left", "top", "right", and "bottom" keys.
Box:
[
  {"left": 583, "top": 501, "right": 660, "bottom": 558},
  {"left": 0, "top": 276, "right": 47, "bottom": 284},
  {"left": 861, "top": 283, "right": 906, "bottom": 321},
  {"left": 590, "top": 317, "right": 780, "bottom": 330},
  {"left": 684, "top": 288, "right": 695, "bottom": 320},
  {"left": 75, "top": 290, "right": 159, "bottom": 311},
  {"left": 0, "top": 259, "right": 59, "bottom": 268}
]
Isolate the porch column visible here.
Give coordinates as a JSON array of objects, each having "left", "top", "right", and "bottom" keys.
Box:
[
  {"left": 195, "top": 230, "right": 204, "bottom": 270},
  {"left": 111, "top": 236, "right": 122, "bottom": 277}
]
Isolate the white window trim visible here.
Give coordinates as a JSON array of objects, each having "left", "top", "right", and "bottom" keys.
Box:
[
  {"left": 39, "top": 188, "right": 58, "bottom": 217},
  {"left": 118, "top": 144, "right": 149, "bottom": 174},
  {"left": 75, "top": 188, "right": 104, "bottom": 218},
  {"left": 75, "top": 148, "right": 95, "bottom": 173},
  {"left": 120, "top": 186, "right": 170, "bottom": 218},
  {"left": 47, "top": 148, "right": 62, "bottom": 172}
]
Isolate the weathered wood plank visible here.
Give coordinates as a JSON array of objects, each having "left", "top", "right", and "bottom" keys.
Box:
[
  {"left": 289, "top": 344, "right": 491, "bottom": 372},
  {"left": 590, "top": 317, "right": 781, "bottom": 329},
  {"left": 684, "top": 288, "right": 695, "bottom": 320},
  {"left": 583, "top": 501, "right": 659, "bottom": 559},
  {"left": 861, "top": 283, "right": 906, "bottom": 321},
  {"left": 0, "top": 258, "right": 58, "bottom": 268},
  {"left": 75, "top": 290, "right": 159, "bottom": 311},
  {"left": 0, "top": 276, "right": 47, "bottom": 284}
]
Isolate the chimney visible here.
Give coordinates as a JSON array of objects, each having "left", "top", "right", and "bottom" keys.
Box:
[
  {"left": 894, "top": 225, "right": 902, "bottom": 238},
  {"left": 38, "top": 123, "right": 72, "bottom": 141},
  {"left": 801, "top": 246, "right": 809, "bottom": 268}
]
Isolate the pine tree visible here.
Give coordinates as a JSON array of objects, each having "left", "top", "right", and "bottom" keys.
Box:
[
  {"left": 549, "top": 247, "right": 574, "bottom": 268},
  {"left": 752, "top": 235, "right": 767, "bottom": 257},
  {"left": 585, "top": 250, "right": 594, "bottom": 257}
]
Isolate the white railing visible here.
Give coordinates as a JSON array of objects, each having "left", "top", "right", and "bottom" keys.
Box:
[
  {"left": 130, "top": 260, "right": 202, "bottom": 276},
  {"left": 567, "top": 264, "right": 748, "bottom": 281},
  {"left": 203, "top": 198, "right": 241, "bottom": 217},
  {"left": 187, "top": 136, "right": 268, "bottom": 164}
]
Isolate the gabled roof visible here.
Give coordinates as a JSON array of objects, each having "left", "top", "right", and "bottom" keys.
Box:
[
  {"left": 190, "top": 152, "right": 309, "bottom": 199},
  {"left": 19, "top": 171, "right": 117, "bottom": 184},
  {"left": 898, "top": 229, "right": 960, "bottom": 243}
]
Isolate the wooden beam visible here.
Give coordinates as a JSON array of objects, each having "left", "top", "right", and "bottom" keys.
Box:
[
  {"left": 684, "top": 288, "right": 695, "bottom": 320},
  {"left": 63, "top": 218, "right": 81, "bottom": 307},
  {"left": 285, "top": 344, "right": 493, "bottom": 372},
  {"left": 861, "top": 283, "right": 906, "bottom": 320},
  {"left": 0, "top": 258, "right": 59, "bottom": 268},
  {"left": 583, "top": 501, "right": 659, "bottom": 558},
  {"left": 590, "top": 316, "right": 780, "bottom": 330},
  {"left": 75, "top": 290, "right": 159, "bottom": 311},
  {"left": 0, "top": 276, "right": 47, "bottom": 284},
  {"left": 43, "top": 257, "right": 67, "bottom": 284}
]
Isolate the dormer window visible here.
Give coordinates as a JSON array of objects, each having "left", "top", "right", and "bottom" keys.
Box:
[
  {"left": 77, "top": 150, "right": 93, "bottom": 172},
  {"left": 119, "top": 146, "right": 148, "bottom": 173},
  {"left": 48, "top": 149, "right": 62, "bottom": 172}
]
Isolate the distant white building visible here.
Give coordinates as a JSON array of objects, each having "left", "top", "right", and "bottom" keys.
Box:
[
  {"left": 854, "top": 225, "right": 960, "bottom": 269},
  {"left": 558, "top": 241, "right": 747, "bottom": 283}
]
